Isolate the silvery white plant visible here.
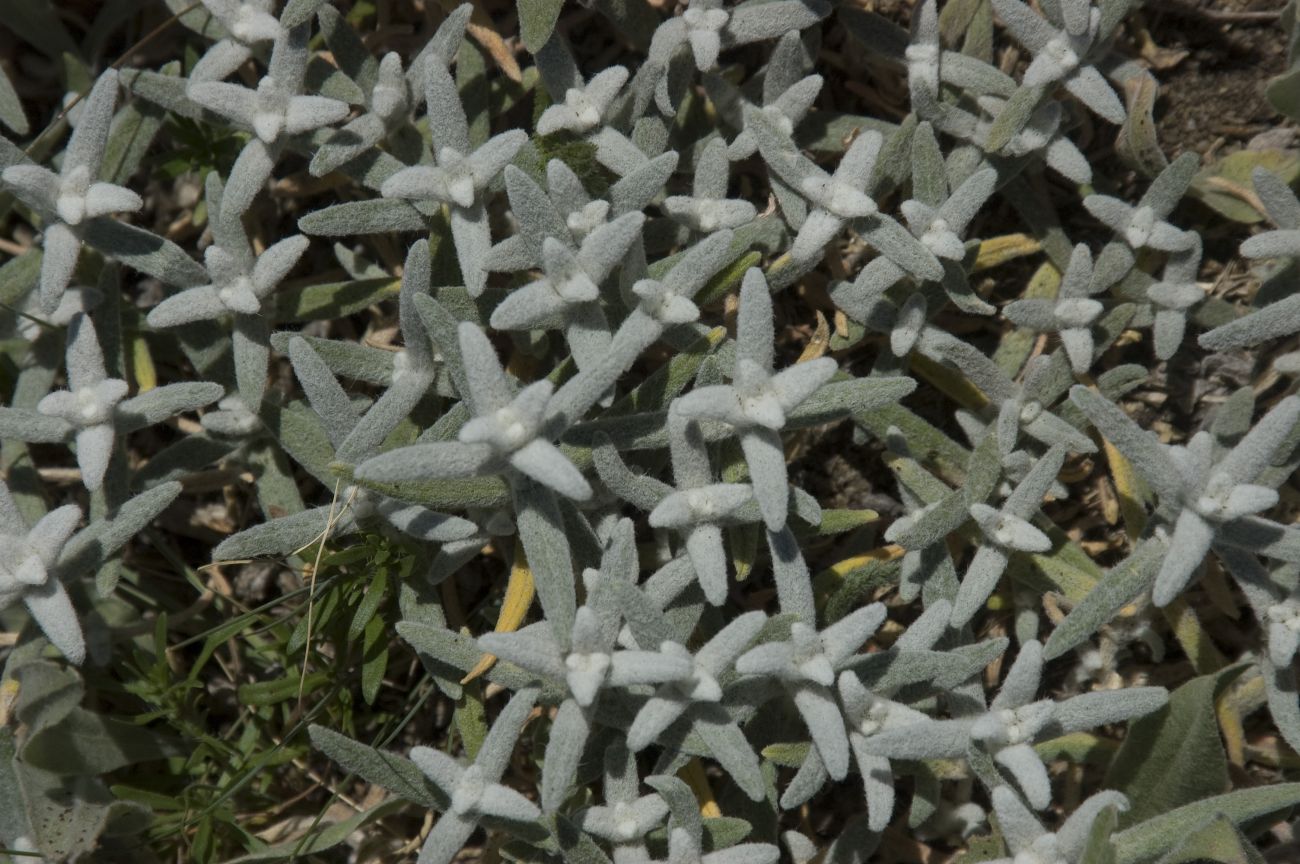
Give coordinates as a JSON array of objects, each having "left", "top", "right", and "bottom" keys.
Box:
[
  {"left": 951, "top": 444, "right": 1065, "bottom": 627},
  {"left": 901, "top": 129, "right": 998, "bottom": 268},
  {"left": 409, "top": 686, "right": 543, "bottom": 864},
  {"left": 904, "top": 0, "right": 944, "bottom": 120},
  {"left": 541, "top": 229, "right": 738, "bottom": 424},
  {"left": 623, "top": 610, "right": 768, "bottom": 799},
  {"left": 1146, "top": 237, "right": 1204, "bottom": 361},
  {"left": 188, "top": 23, "right": 350, "bottom": 219},
  {"left": 0, "top": 313, "right": 222, "bottom": 491},
  {"left": 536, "top": 41, "right": 666, "bottom": 180},
  {"left": 537, "top": 66, "right": 629, "bottom": 138},
  {"left": 1230, "top": 558, "right": 1300, "bottom": 668},
  {"left": 851, "top": 0, "right": 1096, "bottom": 184},
  {"left": 490, "top": 210, "right": 646, "bottom": 372},
  {"left": 703, "top": 31, "right": 821, "bottom": 163},
  {"left": 492, "top": 156, "right": 675, "bottom": 275},
  {"left": 1083, "top": 153, "right": 1199, "bottom": 288},
  {"left": 884, "top": 433, "right": 1006, "bottom": 584},
  {"left": 403, "top": 3, "right": 474, "bottom": 110},
  {"left": 1071, "top": 387, "right": 1300, "bottom": 606},
  {"left": 594, "top": 421, "right": 832, "bottom": 611},
  {"left": 146, "top": 173, "right": 309, "bottom": 408},
  {"left": 863, "top": 640, "right": 1166, "bottom": 809},
  {"left": 1218, "top": 551, "right": 1300, "bottom": 754},
  {"left": 661, "top": 138, "right": 757, "bottom": 235},
  {"left": 2, "top": 70, "right": 143, "bottom": 312},
  {"left": 654, "top": 0, "right": 823, "bottom": 72},
  {"left": 938, "top": 91, "right": 1094, "bottom": 184},
  {"left": 672, "top": 268, "right": 837, "bottom": 531},
  {"left": 199, "top": 393, "right": 264, "bottom": 439},
  {"left": 701, "top": 31, "right": 821, "bottom": 229},
  {"left": 748, "top": 108, "right": 942, "bottom": 279},
  {"left": 644, "top": 0, "right": 830, "bottom": 119},
  {"left": 0, "top": 478, "right": 180, "bottom": 666},
  {"left": 782, "top": 817, "right": 879, "bottom": 864},
  {"left": 803, "top": 673, "right": 928, "bottom": 829},
  {"left": 846, "top": 0, "right": 1095, "bottom": 182},
  {"left": 647, "top": 413, "right": 762, "bottom": 605},
  {"left": 1003, "top": 243, "right": 1105, "bottom": 374},
  {"left": 947, "top": 350, "right": 1098, "bottom": 458},
  {"left": 11, "top": 283, "right": 100, "bottom": 343},
  {"left": 578, "top": 744, "right": 670, "bottom": 860},
  {"left": 640, "top": 774, "right": 780, "bottom": 864},
  {"left": 776, "top": 600, "right": 961, "bottom": 826},
  {"left": 307, "top": 2, "right": 468, "bottom": 178},
  {"left": 982, "top": 785, "right": 1127, "bottom": 864},
  {"left": 0, "top": 484, "right": 84, "bottom": 664},
  {"left": 736, "top": 602, "right": 887, "bottom": 781},
  {"left": 189, "top": 0, "right": 282, "bottom": 82},
  {"left": 478, "top": 525, "right": 695, "bottom": 812},
  {"left": 211, "top": 326, "right": 481, "bottom": 561},
  {"left": 830, "top": 275, "right": 968, "bottom": 360},
  {"left": 839, "top": 121, "right": 1001, "bottom": 317},
  {"left": 303, "top": 240, "right": 451, "bottom": 465},
  {"left": 379, "top": 54, "right": 527, "bottom": 297},
  {"left": 990, "top": 0, "right": 1127, "bottom": 124},
  {"left": 309, "top": 49, "right": 414, "bottom": 177},
  {"left": 843, "top": 0, "right": 1023, "bottom": 119},
  {"left": 354, "top": 319, "right": 591, "bottom": 502}
]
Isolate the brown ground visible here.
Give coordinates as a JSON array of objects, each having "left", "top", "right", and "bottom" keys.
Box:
[{"left": 1140, "top": 0, "right": 1290, "bottom": 158}]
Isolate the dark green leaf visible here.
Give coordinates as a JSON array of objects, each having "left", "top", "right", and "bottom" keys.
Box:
[
  {"left": 519, "top": 0, "right": 565, "bottom": 53},
  {"left": 273, "top": 276, "right": 400, "bottom": 323},
  {"left": 1114, "top": 784, "right": 1300, "bottom": 864},
  {"left": 21, "top": 708, "right": 187, "bottom": 775},
  {"left": 1105, "top": 667, "right": 1241, "bottom": 825},
  {"left": 1153, "top": 815, "right": 1266, "bottom": 864},
  {"left": 308, "top": 725, "right": 445, "bottom": 810}
]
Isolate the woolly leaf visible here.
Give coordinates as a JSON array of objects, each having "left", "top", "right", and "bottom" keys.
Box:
[
  {"left": 520, "top": 0, "right": 565, "bottom": 53},
  {"left": 1104, "top": 668, "right": 1238, "bottom": 826},
  {"left": 1113, "top": 784, "right": 1300, "bottom": 864},
  {"left": 308, "top": 725, "right": 446, "bottom": 810}
]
